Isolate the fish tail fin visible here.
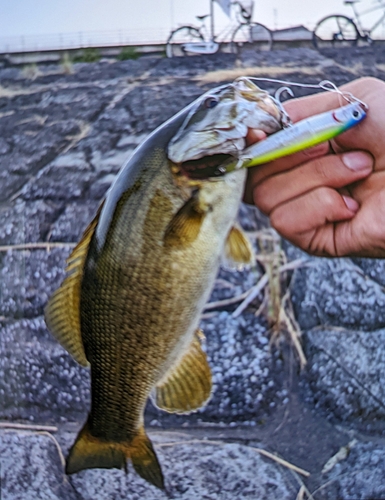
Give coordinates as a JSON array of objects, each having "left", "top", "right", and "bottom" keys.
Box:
[
  {"left": 66, "top": 422, "right": 164, "bottom": 490},
  {"left": 129, "top": 427, "right": 164, "bottom": 490},
  {"left": 66, "top": 421, "right": 125, "bottom": 474}
]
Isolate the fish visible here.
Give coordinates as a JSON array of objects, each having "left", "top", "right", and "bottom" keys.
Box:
[{"left": 44, "top": 77, "right": 286, "bottom": 490}]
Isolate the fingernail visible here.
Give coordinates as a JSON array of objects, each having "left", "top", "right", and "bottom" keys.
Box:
[
  {"left": 342, "top": 152, "right": 372, "bottom": 171},
  {"left": 342, "top": 195, "right": 359, "bottom": 212}
]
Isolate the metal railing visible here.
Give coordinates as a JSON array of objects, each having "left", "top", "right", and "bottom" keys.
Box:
[{"left": 0, "top": 28, "right": 171, "bottom": 54}]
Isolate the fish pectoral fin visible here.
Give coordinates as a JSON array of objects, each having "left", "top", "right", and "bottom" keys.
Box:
[
  {"left": 44, "top": 203, "right": 103, "bottom": 367},
  {"left": 67, "top": 422, "right": 164, "bottom": 490},
  {"left": 154, "top": 330, "right": 212, "bottom": 414},
  {"left": 222, "top": 224, "right": 254, "bottom": 270},
  {"left": 163, "top": 192, "right": 209, "bottom": 248}
]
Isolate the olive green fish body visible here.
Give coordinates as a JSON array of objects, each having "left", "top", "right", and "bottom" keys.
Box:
[
  {"left": 45, "top": 77, "right": 286, "bottom": 489},
  {"left": 82, "top": 145, "right": 246, "bottom": 440}
]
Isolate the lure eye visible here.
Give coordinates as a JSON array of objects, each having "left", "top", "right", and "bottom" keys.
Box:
[
  {"left": 352, "top": 110, "right": 360, "bottom": 118},
  {"left": 204, "top": 97, "right": 218, "bottom": 109}
]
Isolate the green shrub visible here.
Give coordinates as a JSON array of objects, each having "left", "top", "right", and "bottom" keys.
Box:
[
  {"left": 117, "top": 46, "right": 140, "bottom": 60},
  {"left": 73, "top": 48, "right": 100, "bottom": 63}
]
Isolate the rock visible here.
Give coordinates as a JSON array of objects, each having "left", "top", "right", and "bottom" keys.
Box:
[
  {"left": 0, "top": 430, "right": 77, "bottom": 500},
  {"left": 0, "top": 200, "right": 60, "bottom": 246},
  {"left": 20, "top": 163, "right": 96, "bottom": 202},
  {"left": 70, "top": 437, "right": 297, "bottom": 500},
  {"left": 291, "top": 258, "right": 385, "bottom": 331},
  {"left": 302, "top": 326, "right": 385, "bottom": 429},
  {"left": 0, "top": 318, "right": 89, "bottom": 422},
  {"left": 352, "top": 256, "right": 385, "bottom": 288},
  {"left": 0, "top": 429, "right": 297, "bottom": 500},
  {"left": 49, "top": 202, "right": 100, "bottom": 242},
  {"left": 320, "top": 441, "right": 385, "bottom": 500},
  {"left": 0, "top": 248, "right": 70, "bottom": 318}
]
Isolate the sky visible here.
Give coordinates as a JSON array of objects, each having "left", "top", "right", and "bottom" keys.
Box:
[{"left": 0, "top": 0, "right": 382, "bottom": 50}]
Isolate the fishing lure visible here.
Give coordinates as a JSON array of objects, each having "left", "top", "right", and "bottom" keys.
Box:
[{"left": 218, "top": 78, "right": 368, "bottom": 174}]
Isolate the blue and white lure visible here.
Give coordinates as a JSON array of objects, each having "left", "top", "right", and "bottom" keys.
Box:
[{"left": 220, "top": 78, "right": 368, "bottom": 173}]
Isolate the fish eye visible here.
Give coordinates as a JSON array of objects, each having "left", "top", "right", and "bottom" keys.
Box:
[{"left": 204, "top": 96, "right": 219, "bottom": 109}]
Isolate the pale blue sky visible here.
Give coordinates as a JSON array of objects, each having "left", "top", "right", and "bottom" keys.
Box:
[{"left": 0, "top": 0, "right": 382, "bottom": 46}]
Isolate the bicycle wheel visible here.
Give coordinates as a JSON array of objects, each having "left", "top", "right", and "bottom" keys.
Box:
[
  {"left": 313, "top": 15, "right": 359, "bottom": 49},
  {"left": 166, "top": 26, "right": 204, "bottom": 57},
  {"left": 231, "top": 22, "right": 272, "bottom": 54}
]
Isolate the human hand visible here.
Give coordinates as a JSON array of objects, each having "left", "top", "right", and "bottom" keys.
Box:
[{"left": 245, "top": 77, "right": 385, "bottom": 258}]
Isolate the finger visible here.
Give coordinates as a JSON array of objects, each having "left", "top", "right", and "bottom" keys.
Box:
[
  {"left": 252, "top": 151, "right": 373, "bottom": 215},
  {"left": 243, "top": 142, "right": 330, "bottom": 204},
  {"left": 269, "top": 187, "right": 359, "bottom": 256},
  {"left": 284, "top": 78, "right": 385, "bottom": 160},
  {"left": 283, "top": 77, "right": 384, "bottom": 121},
  {"left": 246, "top": 129, "right": 267, "bottom": 144}
]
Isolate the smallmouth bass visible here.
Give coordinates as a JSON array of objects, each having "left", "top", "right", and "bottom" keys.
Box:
[{"left": 45, "top": 77, "right": 285, "bottom": 489}]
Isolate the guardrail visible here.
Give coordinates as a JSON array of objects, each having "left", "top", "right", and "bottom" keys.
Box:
[{"left": 0, "top": 29, "right": 170, "bottom": 55}]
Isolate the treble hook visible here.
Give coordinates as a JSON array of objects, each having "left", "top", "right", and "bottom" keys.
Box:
[
  {"left": 275, "top": 86, "right": 295, "bottom": 102},
  {"left": 272, "top": 86, "right": 294, "bottom": 127}
]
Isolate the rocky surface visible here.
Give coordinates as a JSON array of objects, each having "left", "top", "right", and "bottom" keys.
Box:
[
  {"left": 2, "top": 45, "right": 385, "bottom": 499},
  {"left": 0, "top": 429, "right": 299, "bottom": 500}
]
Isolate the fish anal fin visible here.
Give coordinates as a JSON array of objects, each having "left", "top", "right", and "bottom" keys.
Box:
[
  {"left": 154, "top": 330, "right": 212, "bottom": 414},
  {"left": 164, "top": 193, "right": 209, "bottom": 248},
  {"left": 44, "top": 203, "right": 103, "bottom": 366},
  {"left": 66, "top": 422, "right": 164, "bottom": 490},
  {"left": 223, "top": 224, "right": 254, "bottom": 270}
]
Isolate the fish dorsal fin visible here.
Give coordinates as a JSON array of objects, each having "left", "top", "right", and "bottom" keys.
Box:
[
  {"left": 223, "top": 224, "right": 254, "bottom": 270},
  {"left": 44, "top": 203, "right": 103, "bottom": 367},
  {"left": 164, "top": 192, "right": 208, "bottom": 248},
  {"left": 153, "top": 330, "right": 212, "bottom": 414}
]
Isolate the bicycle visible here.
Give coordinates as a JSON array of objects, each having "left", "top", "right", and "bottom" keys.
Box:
[
  {"left": 165, "top": 0, "right": 272, "bottom": 57},
  {"left": 313, "top": 0, "right": 385, "bottom": 49}
]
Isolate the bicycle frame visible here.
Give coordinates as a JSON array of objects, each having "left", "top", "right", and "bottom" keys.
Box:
[
  {"left": 347, "top": 0, "right": 385, "bottom": 37},
  {"left": 166, "top": 0, "right": 272, "bottom": 57},
  {"left": 182, "top": 40, "right": 219, "bottom": 54},
  {"left": 201, "top": 1, "right": 253, "bottom": 43}
]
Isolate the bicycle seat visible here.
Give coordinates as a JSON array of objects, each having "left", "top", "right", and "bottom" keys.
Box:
[
  {"left": 196, "top": 14, "right": 210, "bottom": 21},
  {"left": 344, "top": 0, "right": 360, "bottom": 4}
]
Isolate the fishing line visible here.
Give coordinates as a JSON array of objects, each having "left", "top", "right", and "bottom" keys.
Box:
[{"left": 245, "top": 77, "right": 368, "bottom": 110}]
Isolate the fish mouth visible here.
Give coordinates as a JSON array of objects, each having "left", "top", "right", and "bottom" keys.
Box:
[{"left": 179, "top": 153, "right": 234, "bottom": 179}]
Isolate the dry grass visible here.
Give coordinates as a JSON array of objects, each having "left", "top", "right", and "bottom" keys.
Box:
[
  {"left": 0, "top": 422, "right": 58, "bottom": 432},
  {"left": 62, "top": 120, "right": 91, "bottom": 153},
  {"left": 0, "top": 242, "right": 76, "bottom": 253},
  {"left": 244, "top": 229, "right": 308, "bottom": 367},
  {"left": 196, "top": 66, "right": 323, "bottom": 85},
  {"left": 22, "top": 64, "right": 42, "bottom": 81},
  {"left": 61, "top": 52, "right": 74, "bottom": 75},
  {"left": 204, "top": 227, "right": 308, "bottom": 367}
]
